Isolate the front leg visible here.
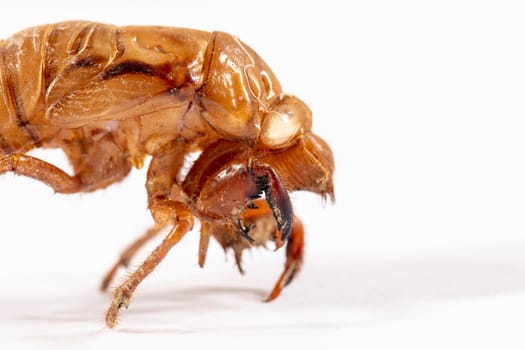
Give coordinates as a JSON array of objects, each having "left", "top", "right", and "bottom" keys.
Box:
[
  {"left": 249, "top": 163, "right": 294, "bottom": 249},
  {"left": 241, "top": 199, "right": 304, "bottom": 301},
  {"left": 266, "top": 217, "right": 304, "bottom": 301}
]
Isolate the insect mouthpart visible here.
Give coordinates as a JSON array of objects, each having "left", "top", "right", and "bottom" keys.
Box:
[{"left": 249, "top": 164, "right": 293, "bottom": 247}]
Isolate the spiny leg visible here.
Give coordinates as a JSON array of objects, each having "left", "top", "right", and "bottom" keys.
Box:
[
  {"left": 266, "top": 217, "right": 304, "bottom": 302},
  {"left": 100, "top": 224, "right": 165, "bottom": 291},
  {"left": 105, "top": 202, "right": 194, "bottom": 328},
  {"left": 241, "top": 199, "right": 304, "bottom": 301},
  {"left": 1, "top": 132, "right": 132, "bottom": 194},
  {"left": 105, "top": 140, "right": 190, "bottom": 328},
  {"left": 0, "top": 154, "right": 81, "bottom": 193}
]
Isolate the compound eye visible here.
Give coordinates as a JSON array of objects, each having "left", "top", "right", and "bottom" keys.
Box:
[{"left": 260, "top": 95, "right": 312, "bottom": 149}]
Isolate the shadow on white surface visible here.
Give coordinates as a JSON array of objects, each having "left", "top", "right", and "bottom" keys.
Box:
[{"left": 2, "top": 246, "right": 525, "bottom": 342}]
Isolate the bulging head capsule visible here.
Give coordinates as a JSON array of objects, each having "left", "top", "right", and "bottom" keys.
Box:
[
  {"left": 196, "top": 31, "right": 334, "bottom": 201},
  {"left": 191, "top": 31, "right": 334, "bottom": 248}
]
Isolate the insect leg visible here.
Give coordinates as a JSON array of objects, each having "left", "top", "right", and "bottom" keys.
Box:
[
  {"left": 99, "top": 140, "right": 187, "bottom": 294},
  {"left": 0, "top": 133, "right": 132, "bottom": 193},
  {"left": 249, "top": 163, "right": 294, "bottom": 249},
  {"left": 241, "top": 199, "right": 303, "bottom": 301},
  {"left": 104, "top": 141, "right": 190, "bottom": 327},
  {"left": 266, "top": 216, "right": 304, "bottom": 302},
  {"left": 0, "top": 153, "right": 81, "bottom": 193},
  {"left": 105, "top": 202, "right": 194, "bottom": 328},
  {"left": 100, "top": 224, "right": 165, "bottom": 291},
  {"left": 61, "top": 132, "right": 132, "bottom": 192},
  {"left": 198, "top": 221, "right": 212, "bottom": 268},
  {"left": 145, "top": 141, "right": 187, "bottom": 225}
]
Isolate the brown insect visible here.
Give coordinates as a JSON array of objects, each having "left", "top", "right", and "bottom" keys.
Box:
[{"left": 0, "top": 21, "right": 334, "bottom": 328}]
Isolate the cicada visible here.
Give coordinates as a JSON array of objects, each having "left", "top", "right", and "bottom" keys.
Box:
[{"left": 0, "top": 21, "right": 335, "bottom": 328}]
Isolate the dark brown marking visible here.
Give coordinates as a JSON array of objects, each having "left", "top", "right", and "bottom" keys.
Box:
[
  {"left": 1, "top": 48, "right": 40, "bottom": 145},
  {"left": 114, "top": 29, "right": 125, "bottom": 59},
  {"left": 102, "top": 61, "right": 156, "bottom": 80},
  {"left": 199, "top": 32, "right": 217, "bottom": 90},
  {"left": 13, "top": 95, "right": 40, "bottom": 145},
  {"left": 74, "top": 56, "right": 104, "bottom": 68},
  {"left": 0, "top": 133, "right": 13, "bottom": 155},
  {"left": 250, "top": 164, "right": 293, "bottom": 242}
]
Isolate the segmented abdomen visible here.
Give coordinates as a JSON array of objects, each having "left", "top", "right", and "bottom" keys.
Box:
[{"left": 0, "top": 21, "right": 210, "bottom": 157}]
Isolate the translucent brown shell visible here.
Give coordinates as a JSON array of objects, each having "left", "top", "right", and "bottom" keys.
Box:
[{"left": 0, "top": 21, "right": 335, "bottom": 328}]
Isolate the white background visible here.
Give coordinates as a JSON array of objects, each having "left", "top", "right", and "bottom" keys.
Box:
[{"left": 1, "top": 0, "right": 525, "bottom": 348}]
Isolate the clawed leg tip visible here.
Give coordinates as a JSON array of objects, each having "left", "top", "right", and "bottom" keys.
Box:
[
  {"left": 264, "top": 288, "right": 281, "bottom": 302},
  {"left": 274, "top": 237, "right": 284, "bottom": 251},
  {"left": 264, "top": 294, "right": 277, "bottom": 303},
  {"left": 105, "top": 315, "right": 119, "bottom": 329},
  {"left": 105, "top": 306, "right": 121, "bottom": 329},
  {"left": 105, "top": 295, "right": 129, "bottom": 329},
  {"left": 100, "top": 281, "right": 110, "bottom": 292}
]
